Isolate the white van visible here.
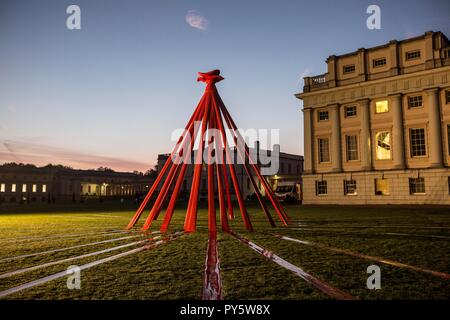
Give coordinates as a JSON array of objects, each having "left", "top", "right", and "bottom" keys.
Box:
[{"left": 274, "top": 181, "right": 301, "bottom": 203}]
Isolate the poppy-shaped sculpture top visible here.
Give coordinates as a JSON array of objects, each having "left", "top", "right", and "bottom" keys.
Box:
[{"left": 197, "top": 69, "right": 224, "bottom": 89}]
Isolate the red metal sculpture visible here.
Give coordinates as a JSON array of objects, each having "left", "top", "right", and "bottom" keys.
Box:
[{"left": 127, "top": 70, "right": 289, "bottom": 233}]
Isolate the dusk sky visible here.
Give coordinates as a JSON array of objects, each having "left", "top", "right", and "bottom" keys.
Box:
[{"left": 0, "top": 0, "right": 449, "bottom": 172}]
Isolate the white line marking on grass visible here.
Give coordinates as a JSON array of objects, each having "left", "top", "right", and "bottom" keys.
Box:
[
  {"left": 0, "top": 233, "right": 158, "bottom": 263},
  {"left": 275, "top": 234, "right": 450, "bottom": 280},
  {"left": 0, "top": 236, "right": 161, "bottom": 279},
  {"left": 0, "top": 230, "right": 129, "bottom": 244},
  {"left": 0, "top": 232, "right": 184, "bottom": 298},
  {"left": 289, "top": 228, "right": 450, "bottom": 240},
  {"left": 228, "top": 231, "right": 357, "bottom": 300}
]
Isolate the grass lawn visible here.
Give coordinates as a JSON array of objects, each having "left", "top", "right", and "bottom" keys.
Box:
[{"left": 0, "top": 203, "right": 449, "bottom": 299}]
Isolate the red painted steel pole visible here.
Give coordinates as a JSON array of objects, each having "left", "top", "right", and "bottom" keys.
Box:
[
  {"left": 207, "top": 106, "right": 217, "bottom": 234},
  {"left": 210, "top": 108, "right": 229, "bottom": 232},
  {"left": 211, "top": 93, "right": 253, "bottom": 231},
  {"left": 185, "top": 94, "right": 211, "bottom": 232},
  {"left": 127, "top": 97, "right": 205, "bottom": 229},
  {"left": 219, "top": 102, "right": 289, "bottom": 225}
]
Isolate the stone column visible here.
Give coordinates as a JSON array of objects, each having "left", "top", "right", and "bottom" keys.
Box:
[
  {"left": 359, "top": 99, "right": 372, "bottom": 170},
  {"left": 303, "top": 107, "right": 314, "bottom": 174},
  {"left": 329, "top": 104, "right": 342, "bottom": 172},
  {"left": 426, "top": 88, "right": 443, "bottom": 167},
  {"left": 390, "top": 94, "right": 405, "bottom": 169}
]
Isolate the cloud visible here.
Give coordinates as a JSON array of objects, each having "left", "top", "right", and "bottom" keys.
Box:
[
  {"left": 185, "top": 10, "right": 208, "bottom": 30},
  {"left": 0, "top": 139, "right": 151, "bottom": 173}
]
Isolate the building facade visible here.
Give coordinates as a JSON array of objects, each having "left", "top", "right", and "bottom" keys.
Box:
[
  {"left": 296, "top": 31, "right": 450, "bottom": 205},
  {"left": 156, "top": 142, "right": 303, "bottom": 200},
  {"left": 0, "top": 164, "right": 153, "bottom": 204}
]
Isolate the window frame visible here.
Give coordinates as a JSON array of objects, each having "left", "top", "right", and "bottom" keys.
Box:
[
  {"left": 344, "top": 105, "right": 357, "bottom": 118},
  {"left": 375, "top": 131, "right": 392, "bottom": 160},
  {"left": 372, "top": 57, "right": 387, "bottom": 68},
  {"left": 405, "top": 50, "right": 421, "bottom": 61},
  {"left": 407, "top": 95, "right": 423, "bottom": 109},
  {"left": 344, "top": 180, "right": 357, "bottom": 196},
  {"left": 345, "top": 134, "right": 359, "bottom": 161},
  {"left": 375, "top": 178, "right": 390, "bottom": 196},
  {"left": 318, "top": 110, "right": 329, "bottom": 122},
  {"left": 409, "top": 177, "right": 426, "bottom": 195},
  {"left": 315, "top": 180, "right": 328, "bottom": 196},
  {"left": 318, "top": 138, "right": 330, "bottom": 163},
  {"left": 343, "top": 64, "right": 356, "bottom": 74},
  {"left": 409, "top": 127, "right": 427, "bottom": 158},
  {"left": 375, "top": 100, "right": 389, "bottom": 114}
]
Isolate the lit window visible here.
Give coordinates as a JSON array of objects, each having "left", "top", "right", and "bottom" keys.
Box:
[
  {"left": 32, "top": 184, "right": 37, "bottom": 193},
  {"left": 408, "top": 95, "right": 423, "bottom": 108},
  {"left": 345, "top": 106, "right": 357, "bottom": 117},
  {"left": 11, "top": 184, "right": 16, "bottom": 192},
  {"left": 346, "top": 135, "right": 358, "bottom": 161},
  {"left": 343, "top": 64, "right": 355, "bottom": 74},
  {"left": 22, "top": 184, "right": 27, "bottom": 193},
  {"left": 373, "top": 57, "right": 386, "bottom": 68},
  {"left": 375, "top": 132, "right": 391, "bottom": 160},
  {"left": 0, "top": 184, "right": 5, "bottom": 193},
  {"left": 42, "top": 184, "right": 47, "bottom": 193},
  {"left": 406, "top": 50, "right": 421, "bottom": 61},
  {"left": 315, "top": 181, "right": 327, "bottom": 195},
  {"left": 409, "top": 128, "right": 426, "bottom": 157},
  {"left": 344, "top": 180, "right": 357, "bottom": 195},
  {"left": 375, "top": 179, "right": 389, "bottom": 195},
  {"left": 318, "top": 110, "right": 329, "bottom": 121},
  {"left": 409, "top": 177, "right": 425, "bottom": 195},
  {"left": 375, "top": 100, "right": 389, "bottom": 113},
  {"left": 318, "top": 138, "right": 330, "bottom": 163}
]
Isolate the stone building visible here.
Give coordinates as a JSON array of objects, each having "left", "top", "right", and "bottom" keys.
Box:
[
  {"left": 296, "top": 31, "right": 450, "bottom": 205},
  {"left": 0, "top": 164, "right": 152, "bottom": 203},
  {"left": 156, "top": 142, "right": 303, "bottom": 200}
]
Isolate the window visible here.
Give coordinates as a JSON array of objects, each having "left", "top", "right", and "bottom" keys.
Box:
[
  {"left": 315, "top": 181, "right": 327, "bottom": 195},
  {"left": 409, "top": 177, "right": 425, "bottom": 195},
  {"left": 288, "top": 163, "right": 291, "bottom": 173},
  {"left": 373, "top": 57, "right": 386, "bottom": 68},
  {"left": 446, "top": 90, "right": 450, "bottom": 104},
  {"left": 281, "top": 163, "right": 285, "bottom": 173},
  {"left": 346, "top": 135, "right": 358, "bottom": 161},
  {"left": 318, "top": 110, "right": 329, "bottom": 121},
  {"left": 343, "top": 64, "right": 355, "bottom": 74},
  {"left": 11, "top": 184, "right": 16, "bottom": 192},
  {"left": 406, "top": 50, "right": 421, "bottom": 61},
  {"left": 408, "top": 95, "right": 423, "bottom": 108},
  {"left": 375, "top": 132, "right": 391, "bottom": 160},
  {"left": 42, "top": 184, "right": 47, "bottom": 193},
  {"left": 345, "top": 106, "right": 357, "bottom": 117},
  {"left": 318, "top": 138, "right": 330, "bottom": 163},
  {"left": 375, "top": 179, "right": 390, "bottom": 195},
  {"left": 0, "top": 184, "right": 5, "bottom": 193},
  {"left": 410, "top": 128, "right": 426, "bottom": 157},
  {"left": 344, "top": 180, "right": 357, "bottom": 195},
  {"left": 22, "top": 184, "right": 27, "bottom": 193},
  {"left": 375, "top": 100, "right": 389, "bottom": 113},
  {"left": 32, "top": 184, "right": 37, "bottom": 193}
]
